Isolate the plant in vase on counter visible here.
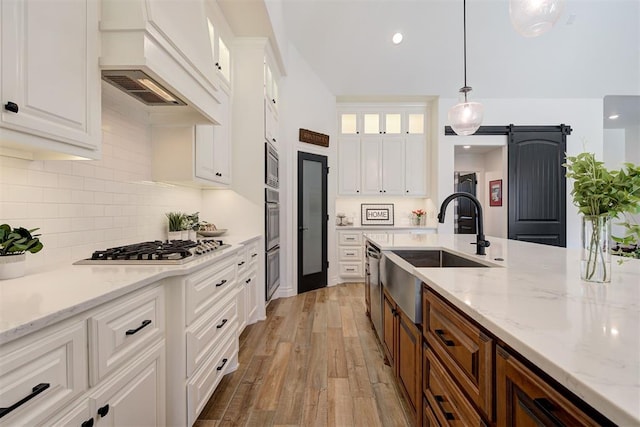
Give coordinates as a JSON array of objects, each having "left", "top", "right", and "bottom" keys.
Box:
[
  {"left": 166, "top": 211, "right": 185, "bottom": 240},
  {"left": 411, "top": 209, "right": 426, "bottom": 226},
  {"left": 0, "top": 224, "right": 43, "bottom": 279},
  {"left": 564, "top": 152, "right": 640, "bottom": 282}
]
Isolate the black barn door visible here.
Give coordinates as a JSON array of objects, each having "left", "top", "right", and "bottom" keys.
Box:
[
  {"left": 508, "top": 128, "right": 569, "bottom": 247},
  {"left": 457, "top": 172, "right": 477, "bottom": 234}
]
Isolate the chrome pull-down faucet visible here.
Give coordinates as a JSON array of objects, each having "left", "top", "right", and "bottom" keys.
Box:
[{"left": 437, "top": 192, "right": 491, "bottom": 255}]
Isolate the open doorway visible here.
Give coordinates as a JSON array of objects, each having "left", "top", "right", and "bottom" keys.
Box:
[{"left": 454, "top": 144, "right": 508, "bottom": 238}]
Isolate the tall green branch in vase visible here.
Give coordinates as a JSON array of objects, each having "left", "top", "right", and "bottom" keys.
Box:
[{"left": 564, "top": 153, "right": 640, "bottom": 280}]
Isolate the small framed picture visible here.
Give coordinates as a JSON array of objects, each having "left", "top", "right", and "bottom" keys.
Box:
[
  {"left": 489, "top": 179, "right": 502, "bottom": 207},
  {"left": 361, "top": 204, "right": 394, "bottom": 226}
]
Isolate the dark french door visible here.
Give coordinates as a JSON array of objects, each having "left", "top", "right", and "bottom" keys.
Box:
[
  {"left": 297, "top": 152, "right": 328, "bottom": 294},
  {"left": 456, "top": 172, "right": 477, "bottom": 234}
]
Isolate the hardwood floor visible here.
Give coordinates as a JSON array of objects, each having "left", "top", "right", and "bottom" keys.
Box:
[{"left": 195, "top": 283, "right": 413, "bottom": 427}]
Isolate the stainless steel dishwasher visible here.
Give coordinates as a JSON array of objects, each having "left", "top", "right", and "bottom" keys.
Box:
[{"left": 365, "top": 242, "right": 383, "bottom": 342}]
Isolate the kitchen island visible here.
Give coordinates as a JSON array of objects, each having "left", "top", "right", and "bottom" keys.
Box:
[{"left": 365, "top": 232, "right": 639, "bottom": 426}]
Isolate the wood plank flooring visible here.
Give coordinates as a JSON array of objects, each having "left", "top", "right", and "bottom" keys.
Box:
[{"left": 195, "top": 283, "right": 413, "bottom": 427}]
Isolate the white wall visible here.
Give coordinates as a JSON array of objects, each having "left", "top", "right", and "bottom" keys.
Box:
[
  {"left": 335, "top": 197, "right": 436, "bottom": 228},
  {"left": 280, "top": 42, "right": 337, "bottom": 294},
  {"left": 437, "top": 97, "right": 603, "bottom": 248},
  {"left": 0, "top": 94, "right": 202, "bottom": 274}
]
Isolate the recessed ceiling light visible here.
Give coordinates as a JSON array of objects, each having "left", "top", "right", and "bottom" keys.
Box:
[
  {"left": 608, "top": 114, "right": 620, "bottom": 120},
  {"left": 463, "top": 145, "right": 471, "bottom": 149},
  {"left": 392, "top": 33, "right": 403, "bottom": 44}
]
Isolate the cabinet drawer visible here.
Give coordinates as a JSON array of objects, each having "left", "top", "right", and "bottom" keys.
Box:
[
  {"left": 338, "top": 262, "right": 363, "bottom": 277},
  {"left": 496, "top": 345, "right": 601, "bottom": 427},
  {"left": 338, "top": 231, "right": 362, "bottom": 246},
  {"left": 424, "top": 348, "right": 484, "bottom": 427},
  {"left": 236, "top": 249, "right": 248, "bottom": 277},
  {"left": 186, "top": 292, "right": 237, "bottom": 377},
  {"left": 339, "top": 246, "right": 362, "bottom": 261},
  {"left": 89, "top": 286, "right": 165, "bottom": 385},
  {"left": 423, "top": 397, "right": 439, "bottom": 427},
  {"left": 185, "top": 255, "right": 236, "bottom": 326},
  {"left": 0, "top": 321, "right": 87, "bottom": 426},
  {"left": 246, "top": 241, "right": 260, "bottom": 270},
  {"left": 424, "top": 290, "right": 493, "bottom": 420},
  {"left": 47, "top": 398, "right": 92, "bottom": 427},
  {"left": 187, "top": 332, "right": 237, "bottom": 426}
]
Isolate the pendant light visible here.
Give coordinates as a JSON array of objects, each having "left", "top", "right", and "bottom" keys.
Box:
[
  {"left": 509, "top": 0, "right": 565, "bottom": 38},
  {"left": 448, "top": 0, "right": 484, "bottom": 136}
]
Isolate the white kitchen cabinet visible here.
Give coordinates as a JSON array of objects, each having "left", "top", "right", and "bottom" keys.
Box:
[
  {"left": 337, "top": 104, "right": 428, "bottom": 197},
  {"left": 337, "top": 230, "right": 364, "bottom": 280},
  {"left": 264, "top": 58, "right": 280, "bottom": 145},
  {"left": 164, "top": 249, "right": 240, "bottom": 426},
  {"left": 361, "top": 137, "right": 404, "bottom": 196},
  {"left": 405, "top": 136, "right": 427, "bottom": 196},
  {"left": 338, "top": 137, "right": 361, "bottom": 195},
  {"left": 0, "top": 320, "right": 88, "bottom": 426},
  {"left": 206, "top": 17, "right": 232, "bottom": 89},
  {"left": 151, "top": 90, "right": 231, "bottom": 188},
  {"left": 90, "top": 341, "right": 165, "bottom": 427},
  {"left": 235, "top": 249, "right": 248, "bottom": 334},
  {"left": 0, "top": 0, "right": 101, "bottom": 160}
]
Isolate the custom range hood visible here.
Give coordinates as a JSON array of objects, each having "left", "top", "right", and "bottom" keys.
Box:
[{"left": 100, "top": 0, "right": 221, "bottom": 123}]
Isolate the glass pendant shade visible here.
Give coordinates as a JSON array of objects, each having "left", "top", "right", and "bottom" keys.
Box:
[
  {"left": 509, "top": 0, "right": 565, "bottom": 38},
  {"left": 448, "top": 100, "right": 484, "bottom": 136}
]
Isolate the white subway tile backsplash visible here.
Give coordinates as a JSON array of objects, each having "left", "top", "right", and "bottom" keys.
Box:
[{"left": 0, "top": 103, "right": 202, "bottom": 273}]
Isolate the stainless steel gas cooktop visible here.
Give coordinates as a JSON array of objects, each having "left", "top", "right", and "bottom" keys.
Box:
[{"left": 74, "top": 239, "right": 230, "bottom": 265}]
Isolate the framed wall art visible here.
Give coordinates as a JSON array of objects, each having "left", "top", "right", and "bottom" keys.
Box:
[
  {"left": 489, "top": 179, "right": 502, "bottom": 207},
  {"left": 361, "top": 204, "right": 394, "bottom": 225}
]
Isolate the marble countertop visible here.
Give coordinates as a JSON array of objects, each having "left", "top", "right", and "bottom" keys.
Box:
[
  {"left": 365, "top": 232, "right": 640, "bottom": 426},
  {"left": 0, "top": 234, "right": 261, "bottom": 345}
]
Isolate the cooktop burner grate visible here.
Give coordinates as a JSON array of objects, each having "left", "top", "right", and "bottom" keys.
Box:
[{"left": 74, "top": 239, "right": 228, "bottom": 265}]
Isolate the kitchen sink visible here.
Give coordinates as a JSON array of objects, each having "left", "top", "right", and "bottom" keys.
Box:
[{"left": 391, "top": 250, "right": 490, "bottom": 268}]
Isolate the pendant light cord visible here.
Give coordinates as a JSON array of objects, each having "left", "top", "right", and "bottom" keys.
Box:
[{"left": 463, "top": 0, "right": 468, "bottom": 102}]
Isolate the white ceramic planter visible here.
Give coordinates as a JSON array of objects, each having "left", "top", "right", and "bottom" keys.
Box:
[
  {"left": 0, "top": 253, "right": 26, "bottom": 280},
  {"left": 167, "top": 231, "right": 181, "bottom": 241}
]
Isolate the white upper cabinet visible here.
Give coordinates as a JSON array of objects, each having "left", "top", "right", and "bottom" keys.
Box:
[
  {"left": 337, "top": 104, "right": 429, "bottom": 197},
  {"left": 338, "top": 137, "right": 361, "bottom": 195},
  {"left": 206, "top": 18, "right": 232, "bottom": 89},
  {"left": 264, "top": 55, "right": 280, "bottom": 145},
  {"left": 0, "top": 0, "right": 101, "bottom": 159},
  {"left": 405, "top": 136, "right": 427, "bottom": 196}
]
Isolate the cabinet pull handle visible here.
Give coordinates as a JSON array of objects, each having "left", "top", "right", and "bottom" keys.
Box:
[
  {"left": 97, "top": 404, "right": 109, "bottom": 418},
  {"left": 126, "top": 319, "right": 152, "bottom": 335},
  {"left": 216, "top": 358, "right": 228, "bottom": 371},
  {"left": 246, "top": 278, "right": 251, "bottom": 284},
  {"left": 0, "top": 383, "right": 50, "bottom": 418},
  {"left": 238, "top": 261, "right": 245, "bottom": 266},
  {"left": 216, "top": 279, "right": 227, "bottom": 287},
  {"left": 216, "top": 319, "right": 228, "bottom": 329},
  {"left": 251, "top": 253, "right": 258, "bottom": 258},
  {"left": 434, "top": 329, "right": 455, "bottom": 347},
  {"left": 4, "top": 102, "right": 18, "bottom": 113},
  {"left": 81, "top": 418, "right": 94, "bottom": 427},
  {"left": 533, "top": 398, "right": 566, "bottom": 427}
]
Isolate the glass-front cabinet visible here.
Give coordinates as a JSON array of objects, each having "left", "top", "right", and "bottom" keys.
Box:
[{"left": 337, "top": 103, "right": 429, "bottom": 197}]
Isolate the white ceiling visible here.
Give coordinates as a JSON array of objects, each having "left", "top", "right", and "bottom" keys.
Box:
[{"left": 279, "top": 0, "right": 640, "bottom": 101}]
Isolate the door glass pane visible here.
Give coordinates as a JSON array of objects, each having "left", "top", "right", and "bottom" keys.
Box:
[
  {"left": 385, "top": 113, "right": 401, "bottom": 134},
  {"left": 408, "top": 113, "right": 425, "bottom": 134},
  {"left": 363, "top": 114, "right": 380, "bottom": 134},
  {"left": 341, "top": 114, "right": 357, "bottom": 134},
  {"left": 303, "top": 160, "right": 322, "bottom": 275}
]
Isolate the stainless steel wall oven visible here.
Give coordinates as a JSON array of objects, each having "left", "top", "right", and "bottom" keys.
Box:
[{"left": 265, "top": 141, "right": 279, "bottom": 189}]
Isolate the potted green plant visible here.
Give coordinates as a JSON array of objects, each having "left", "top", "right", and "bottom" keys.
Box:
[
  {"left": 564, "top": 153, "right": 640, "bottom": 282},
  {"left": 185, "top": 212, "right": 200, "bottom": 240},
  {"left": 165, "top": 212, "right": 185, "bottom": 240},
  {"left": 0, "top": 224, "right": 43, "bottom": 279}
]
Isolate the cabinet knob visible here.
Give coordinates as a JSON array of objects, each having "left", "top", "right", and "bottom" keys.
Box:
[
  {"left": 272, "top": 99, "right": 276, "bottom": 104},
  {"left": 356, "top": 190, "right": 360, "bottom": 193},
  {"left": 406, "top": 190, "right": 409, "bottom": 193},
  {"left": 272, "top": 138, "right": 276, "bottom": 143},
  {"left": 356, "top": 131, "right": 360, "bottom": 134},
  {"left": 4, "top": 101, "right": 18, "bottom": 113},
  {"left": 81, "top": 418, "right": 94, "bottom": 427},
  {"left": 97, "top": 404, "right": 109, "bottom": 418}
]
